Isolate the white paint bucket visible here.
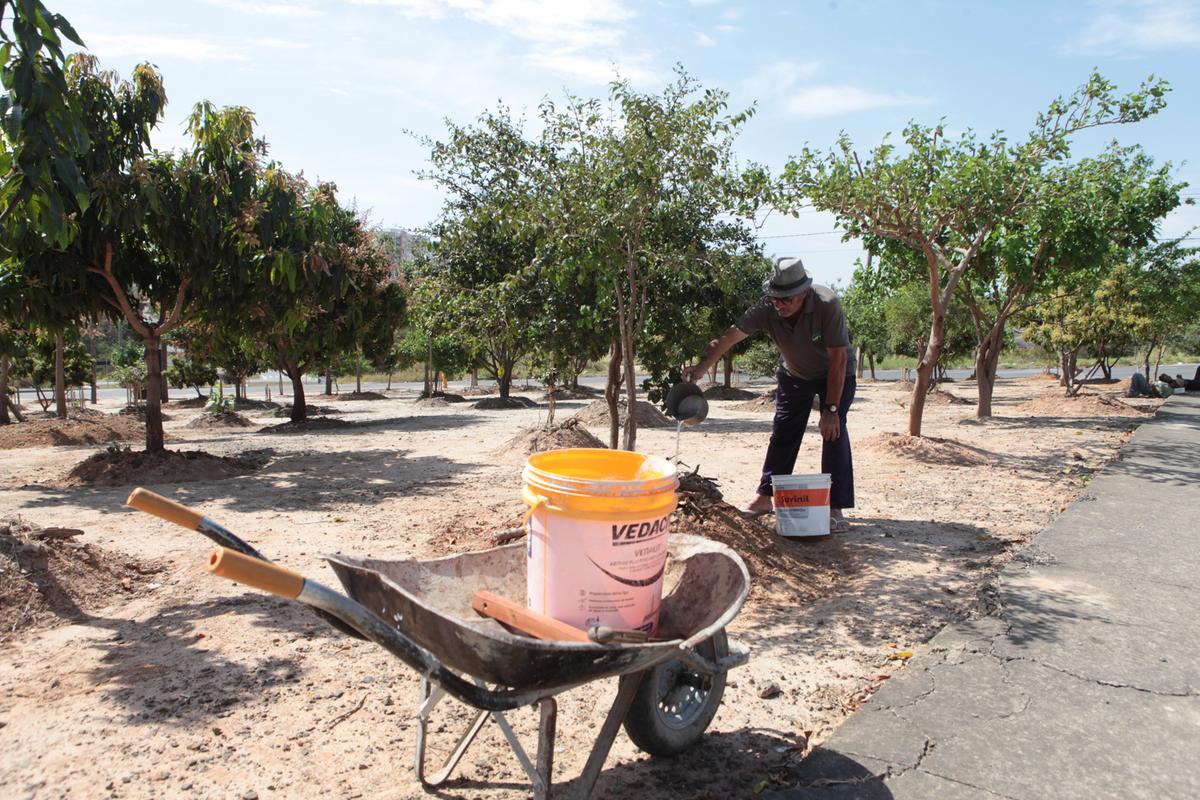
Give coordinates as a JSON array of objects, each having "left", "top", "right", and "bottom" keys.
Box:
[
  {"left": 771, "top": 473, "right": 832, "bottom": 537},
  {"left": 523, "top": 448, "right": 678, "bottom": 635}
]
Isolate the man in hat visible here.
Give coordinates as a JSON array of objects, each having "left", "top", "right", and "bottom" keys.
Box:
[{"left": 683, "top": 256, "right": 856, "bottom": 531}]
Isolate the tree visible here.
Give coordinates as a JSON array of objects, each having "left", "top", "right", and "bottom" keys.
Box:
[
  {"left": 244, "top": 180, "right": 404, "bottom": 421},
  {"left": 417, "top": 108, "right": 547, "bottom": 399},
  {"left": 960, "top": 145, "right": 1181, "bottom": 414},
  {"left": 780, "top": 72, "right": 1168, "bottom": 435},
  {"left": 540, "top": 70, "right": 763, "bottom": 449},
  {"left": 840, "top": 256, "right": 890, "bottom": 379}
]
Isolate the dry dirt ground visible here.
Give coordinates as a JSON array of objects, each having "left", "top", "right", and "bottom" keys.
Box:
[{"left": 0, "top": 376, "right": 1162, "bottom": 800}]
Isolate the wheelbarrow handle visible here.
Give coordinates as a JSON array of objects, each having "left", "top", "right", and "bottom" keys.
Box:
[
  {"left": 126, "top": 488, "right": 265, "bottom": 560},
  {"left": 127, "top": 487, "right": 203, "bottom": 530},
  {"left": 126, "top": 489, "right": 363, "bottom": 640},
  {"left": 202, "top": 547, "right": 558, "bottom": 712},
  {"left": 208, "top": 547, "right": 303, "bottom": 599}
]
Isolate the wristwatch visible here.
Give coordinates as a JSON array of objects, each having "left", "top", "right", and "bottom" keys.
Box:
[{"left": 821, "top": 402, "right": 839, "bottom": 414}]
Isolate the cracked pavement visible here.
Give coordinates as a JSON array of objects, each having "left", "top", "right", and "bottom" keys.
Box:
[{"left": 771, "top": 394, "right": 1200, "bottom": 800}]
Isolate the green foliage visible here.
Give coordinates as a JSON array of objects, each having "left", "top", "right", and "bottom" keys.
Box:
[
  {"left": 778, "top": 70, "right": 1173, "bottom": 429},
  {"left": 7, "top": 325, "right": 91, "bottom": 387},
  {"left": 839, "top": 259, "right": 890, "bottom": 366},
  {"left": 884, "top": 283, "right": 975, "bottom": 366},
  {"left": 204, "top": 393, "right": 233, "bottom": 413},
  {"left": 741, "top": 338, "right": 783, "bottom": 379},
  {"left": 0, "top": 0, "right": 89, "bottom": 248},
  {"left": 165, "top": 353, "right": 217, "bottom": 396}
]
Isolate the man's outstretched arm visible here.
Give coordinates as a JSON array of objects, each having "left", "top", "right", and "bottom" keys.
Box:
[{"left": 682, "top": 325, "right": 749, "bottom": 382}]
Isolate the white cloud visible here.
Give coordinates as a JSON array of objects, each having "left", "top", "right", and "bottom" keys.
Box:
[
  {"left": 695, "top": 31, "right": 717, "bottom": 47},
  {"left": 784, "top": 85, "right": 930, "bottom": 118},
  {"left": 742, "top": 60, "right": 928, "bottom": 118},
  {"left": 527, "top": 49, "right": 657, "bottom": 84},
  {"left": 85, "top": 32, "right": 248, "bottom": 62},
  {"left": 687, "top": 0, "right": 722, "bottom": 6},
  {"left": 721, "top": 7, "right": 743, "bottom": 21},
  {"left": 346, "top": 0, "right": 644, "bottom": 83},
  {"left": 251, "top": 38, "right": 312, "bottom": 50},
  {"left": 1067, "top": 0, "right": 1200, "bottom": 53},
  {"left": 204, "top": 0, "right": 321, "bottom": 17}
]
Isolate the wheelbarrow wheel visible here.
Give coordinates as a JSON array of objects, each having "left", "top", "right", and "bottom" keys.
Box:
[{"left": 622, "top": 629, "right": 728, "bottom": 757}]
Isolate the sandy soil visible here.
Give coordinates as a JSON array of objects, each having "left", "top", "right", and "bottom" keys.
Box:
[{"left": 0, "top": 376, "right": 1160, "bottom": 799}]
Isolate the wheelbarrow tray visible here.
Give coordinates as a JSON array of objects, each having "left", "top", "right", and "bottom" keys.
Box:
[{"left": 325, "top": 532, "right": 748, "bottom": 693}]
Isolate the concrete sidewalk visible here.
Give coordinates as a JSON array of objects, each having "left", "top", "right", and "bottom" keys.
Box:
[{"left": 773, "top": 394, "right": 1200, "bottom": 800}]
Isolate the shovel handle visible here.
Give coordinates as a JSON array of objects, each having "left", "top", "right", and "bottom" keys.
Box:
[
  {"left": 126, "top": 487, "right": 203, "bottom": 530},
  {"left": 207, "top": 546, "right": 304, "bottom": 599},
  {"left": 471, "top": 591, "right": 589, "bottom": 642}
]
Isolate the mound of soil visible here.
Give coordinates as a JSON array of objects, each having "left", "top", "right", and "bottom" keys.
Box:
[
  {"left": 0, "top": 413, "right": 144, "bottom": 450},
  {"left": 497, "top": 417, "right": 607, "bottom": 455},
  {"left": 258, "top": 417, "right": 357, "bottom": 434},
  {"left": 542, "top": 386, "right": 602, "bottom": 401},
  {"left": 571, "top": 399, "right": 674, "bottom": 428},
  {"left": 336, "top": 391, "right": 387, "bottom": 401},
  {"left": 234, "top": 399, "right": 281, "bottom": 411},
  {"left": 0, "top": 519, "right": 163, "bottom": 635},
  {"left": 702, "top": 385, "right": 759, "bottom": 401},
  {"left": 117, "top": 405, "right": 172, "bottom": 422},
  {"left": 184, "top": 409, "right": 254, "bottom": 429},
  {"left": 857, "top": 432, "right": 991, "bottom": 467},
  {"left": 415, "top": 393, "right": 467, "bottom": 405},
  {"left": 672, "top": 469, "right": 850, "bottom": 602},
  {"left": 927, "top": 388, "right": 971, "bottom": 405},
  {"left": 1017, "top": 392, "right": 1151, "bottom": 417},
  {"left": 460, "top": 387, "right": 498, "bottom": 397},
  {"left": 171, "top": 396, "right": 210, "bottom": 408},
  {"left": 735, "top": 390, "right": 777, "bottom": 412},
  {"left": 62, "top": 448, "right": 266, "bottom": 487},
  {"left": 474, "top": 396, "right": 539, "bottom": 410},
  {"left": 268, "top": 404, "right": 341, "bottom": 418}
]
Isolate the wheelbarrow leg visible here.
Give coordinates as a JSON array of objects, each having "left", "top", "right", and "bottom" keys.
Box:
[
  {"left": 415, "top": 678, "right": 490, "bottom": 786},
  {"left": 569, "top": 671, "right": 645, "bottom": 799},
  {"left": 535, "top": 698, "right": 557, "bottom": 800}
]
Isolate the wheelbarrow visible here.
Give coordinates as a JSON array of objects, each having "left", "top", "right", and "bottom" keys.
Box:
[{"left": 126, "top": 488, "right": 751, "bottom": 799}]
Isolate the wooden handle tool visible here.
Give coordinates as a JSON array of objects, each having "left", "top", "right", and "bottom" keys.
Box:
[
  {"left": 126, "top": 487, "right": 203, "bottom": 530},
  {"left": 207, "top": 546, "right": 304, "bottom": 599},
  {"left": 470, "top": 591, "right": 589, "bottom": 642}
]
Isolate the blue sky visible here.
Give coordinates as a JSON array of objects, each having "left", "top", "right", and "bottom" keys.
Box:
[{"left": 54, "top": 0, "right": 1200, "bottom": 287}]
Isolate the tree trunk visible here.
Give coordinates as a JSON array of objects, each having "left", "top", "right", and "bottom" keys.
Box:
[
  {"left": 868, "top": 353, "right": 876, "bottom": 381},
  {"left": 497, "top": 367, "right": 512, "bottom": 398},
  {"left": 856, "top": 347, "right": 865, "bottom": 380},
  {"left": 143, "top": 336, "right": 165, "bottom": 452},
  {"left": 974, "top": 320, "right": 1006, "bottom": 419},
  {"left": 0, "top": 354, "right": 11, "bottom": 424},
  {"left": 386, "top": 370, "right": 393, "bottom": 391},
  {"left": 89, "top": 329, "right": 98, "bottom": 404},
  {"left": 722, "top": 354, "right": 733, "bottom": 388},
  {"left": 621, "top": 328, "right": 638, "bottom": 453},
  {"left": 909, "top": 314, "right": 944, "bottom": 438},
  {"left": 605, "top": 341, "right": 622, "bottom": 450},
  {"left": 285, "top": 362, "right": 307, "bottom": 423},
  {"left": 54, "top": 332, "right": 67, "bottom": 419},
  {"left": 470, "top": 368, "right": 479, "bottom": 389},
  {"left": 159, "top": 341, "right": 169, "bottom": 403},
  {"left": 355, "top": 347, "right": 363, "bottom": 394},
  {"left": 423, "top": 339, "right": 433, "bottom": 397}
]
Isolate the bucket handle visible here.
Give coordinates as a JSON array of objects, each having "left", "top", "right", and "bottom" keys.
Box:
[{"left": 523, "top": 493, "right": 548, "bottom": 533}]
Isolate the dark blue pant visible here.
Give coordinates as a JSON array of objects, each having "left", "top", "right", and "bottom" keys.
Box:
[{"left": 757, "top": 370, "right": 856, "bottom": 509}]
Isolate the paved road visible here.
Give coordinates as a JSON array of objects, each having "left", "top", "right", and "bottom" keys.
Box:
[
  {"left": 770, "top": 393, "right": 1200, "bottom": 800},
  {"left": 55, "top": 362, "right": 1200, "bottom": 406}
]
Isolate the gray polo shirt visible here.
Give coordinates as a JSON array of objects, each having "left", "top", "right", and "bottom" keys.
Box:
[{"left": 735, "top": 285, "right": 857, "bottom": 381}]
